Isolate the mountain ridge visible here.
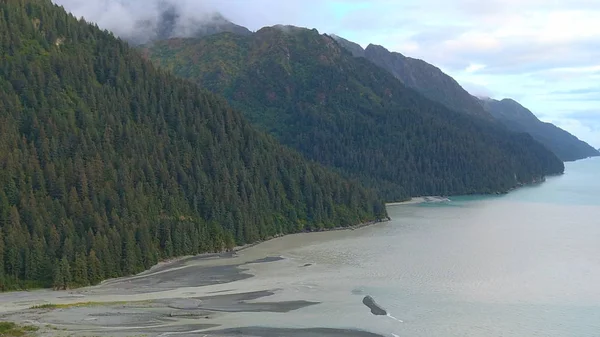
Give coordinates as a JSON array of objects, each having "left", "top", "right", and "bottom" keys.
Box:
[
  {"left": 479, "top": 98, "right": 600, "bottom": 161},
  {"left": 142, "top": 26, "right": 565, "bottom": 202},
  {"left": 331, "top": 35, "right": 492, "bottom": 119},
  {"left": 331, "top": 34, "right": 599, "bottom": 162}
]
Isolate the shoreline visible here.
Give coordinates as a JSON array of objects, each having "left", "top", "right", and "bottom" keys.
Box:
[
  {"left": 386, "top": 196, "right": 451, "bottom": 206},
  {"left": 386, "top": 177, "right": 556, "bottom": 207},
  {"left": 0, "top": 217, "right": 392, "bottom": 337},
  {"left": 232, "top": 217, "right": 391, "bottom": 252},
  {"left": 4, "top": 175, "right": 552, "bottom": 294},
  {"left": 95, "top": 179, "right": 555, "bottom": 292},
  {"left": 126, "top": 216, "right": 391, "bottom": 283},
  {"left": 0, "top": 179, "right": 561, "bottom": 336},
  {"left": 0, "top": 182, "right": 552, "bottom": 336}
]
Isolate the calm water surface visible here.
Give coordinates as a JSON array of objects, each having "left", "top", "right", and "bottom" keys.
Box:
[{"left": 236, "top": 157, "right": 600, "bottom": 336}]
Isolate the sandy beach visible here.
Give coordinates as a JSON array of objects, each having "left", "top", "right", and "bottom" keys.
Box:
[
  {"left": 386, "top": 196, "right": 450, "bottom": 206},
  {"left": 0, "top": 227, "right": 389, "bottom": 337}
]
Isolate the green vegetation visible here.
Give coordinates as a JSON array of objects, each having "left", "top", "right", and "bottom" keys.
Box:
[
  {"left": 142, "top": 27, "right": 565, "bottom": 201},
  {"left": 331, "top": 36, "right": 599, "bottom": 162},
  {"left": 481, "top": 98, "right": 600, "bottom": 162},
  {"left": 0, "top": 0, "right": 386, "bottom": 290},
  {"left": 356, "top": 41, "right": 493, "bottom": 119},
  {"left": 0, "top": 322, "right": 38, "bottom": 337}
]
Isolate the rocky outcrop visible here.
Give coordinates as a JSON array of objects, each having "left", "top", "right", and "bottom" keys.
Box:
[{"left": 362, "top": 295, "right": 387, "bottom": 316}]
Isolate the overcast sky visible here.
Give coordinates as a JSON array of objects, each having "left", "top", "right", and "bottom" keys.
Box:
[{"left": 54, "top": 0, "right": 600, "bottom": 148}]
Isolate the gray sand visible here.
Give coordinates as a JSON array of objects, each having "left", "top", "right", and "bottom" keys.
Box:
[
  {"left": 90, "top": 256, "right": 283, "bottom": 296},
  {"left": 0, "top": 233, "right": 388, "bottom": 337},
  {"left": 0, "top": 290, "right": 321, "bottom": 336},
  {"left": 204, "top": 327, "right": 384, "bottom": 337},
  {"left": 152, "top": 290, "right": 318, "bottom": 313}
]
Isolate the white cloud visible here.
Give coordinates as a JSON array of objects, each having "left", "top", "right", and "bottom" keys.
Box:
[{"left": 465, "top": 64, "right": 486, "bottom": 73}]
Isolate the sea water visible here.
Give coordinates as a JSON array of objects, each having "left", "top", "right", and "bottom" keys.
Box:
[{"left": 230, "top": 157, "right": 600, "bottom": 337}]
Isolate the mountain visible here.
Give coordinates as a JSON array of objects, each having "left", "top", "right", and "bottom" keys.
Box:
[
  {"left": 331, "top": 36, "right": 491, "bottom": 119},
  {"left": 0, "top": 0, "right": 386, "bottom": 290},
  {"left": 329, "top": 34, "right": 365, "bottom": 58},
  {"left": 480, "top": 98, "right": 600, "bottom": 161},
  {"left": 142, "top": 27, "right": 564, "bottom": 202},
  {"left": 128, "top": 4, "right": 251, "bottom": 45},
  {"left": 329, "top": 36, "right": 598, "bottom": 162}
]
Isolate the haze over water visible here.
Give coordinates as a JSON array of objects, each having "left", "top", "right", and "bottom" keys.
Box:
[{"left": 235, "top": 157, "right": 600, "bottom": 336}]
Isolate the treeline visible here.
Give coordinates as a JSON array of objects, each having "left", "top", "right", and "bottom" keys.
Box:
[
  {"left": 0, "top": 0, "right": 386, "bottom": 290},
  {"left": 143, "top": 28, "right": 565, "bottom": 201}
]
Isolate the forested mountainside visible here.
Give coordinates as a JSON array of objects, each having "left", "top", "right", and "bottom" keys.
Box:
[
  {"left": 480, "top": 98, "right": 600, "bottom": 161},
  {"left": 331, "top": 35, "right": 491, "bottom": 119},
  {"left": 0, "top": 0, "right": 386, "bottom": 291},
  {"left": 331, "top": 35, "right": 598, "bottom": 162},
  {"left": 142, "top": 27, "right": 564, "bottom": 201}
]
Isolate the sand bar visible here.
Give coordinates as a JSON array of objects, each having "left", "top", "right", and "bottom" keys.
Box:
[
  {"left": 0, "top": 229, "right": 388, "bottom": 337},
  {"left": 387, "top": 196, "right": 451, "bottom": 206}
]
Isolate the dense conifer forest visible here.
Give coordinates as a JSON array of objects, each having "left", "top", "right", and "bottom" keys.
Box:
[
  {"left": 480, "top": 98, "right": 600, "bottom": 162},
  {"left": 332, "top": 36, "right": 599, "bottom": 162},
  {"left": 143, "top": 28, "right": 565, "bottom": 201},
  {"left": 0, "top": 0, "right": 387, "bottom": 290}
]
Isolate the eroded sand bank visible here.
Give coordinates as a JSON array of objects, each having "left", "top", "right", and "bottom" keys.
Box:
[{"left": 0, "top": 228, "right": 388, "bottom": 337}]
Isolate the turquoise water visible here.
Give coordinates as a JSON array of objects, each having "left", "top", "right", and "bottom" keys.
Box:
[
  {"left": 245, "top": 157, "right": 600, "bottom": 336},
  {"left": 500, "top": 157, "right": 600, "bottom": 206},
  {"left": 451, "top": 157, "right": 600, "bottom": 206}
]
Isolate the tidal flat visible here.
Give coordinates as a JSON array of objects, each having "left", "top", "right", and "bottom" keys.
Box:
[
  {"left": 0, "top": 232, "right": 387, "bottom": 337},
  {"left": 3, "top": 159, "right": 600, "bottom": 337}
]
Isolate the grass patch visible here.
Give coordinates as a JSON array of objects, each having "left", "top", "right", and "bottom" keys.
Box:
[{"left": 0, "top": 322, "right": 39, "bottom": 336}]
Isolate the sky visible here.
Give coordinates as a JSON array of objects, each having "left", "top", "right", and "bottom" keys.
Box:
[{"left": 53, "top": 0, "right": 600, "bottom": 148}]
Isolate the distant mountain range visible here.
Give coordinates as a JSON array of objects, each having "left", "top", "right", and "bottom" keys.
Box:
[
  {"left": 331, "top": 34, "right": 599, "bottom": 162},
  {"left": 331, "top": 36, "right": 492, "bottom": 119},
  {"left": 142, "top": 25, "right": 564, "bottom": 201},
  {"left": 136, "top": 11, "right": 595, "bottom": 164},
  {"left": 478, "top": 98, "right": 600, "bottom": 162}
]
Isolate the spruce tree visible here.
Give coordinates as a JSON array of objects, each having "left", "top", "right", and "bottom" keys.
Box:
[
  {"left": 52, "top": 260, "right": 64, "bottom": 291},
  {"left": 72, "top": 252, "right": 89, "bottom": 287},
  {"left": 87, "top": 249, "right": 103, "bottom": 285},
  {"left": 59, "top": 256, "right": 72, "bottom": 290},
  {"left": 0, "top": 0, "right": 386, "bottom": 290}
]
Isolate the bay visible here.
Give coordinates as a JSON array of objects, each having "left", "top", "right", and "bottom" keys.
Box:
[{"left": 230, "top": 157, "right": 600, "bottom": 337}]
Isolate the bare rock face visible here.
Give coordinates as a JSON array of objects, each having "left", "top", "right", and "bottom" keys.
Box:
[{"left": 362, "top": 295, "right": 387, "bottom": 316}]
